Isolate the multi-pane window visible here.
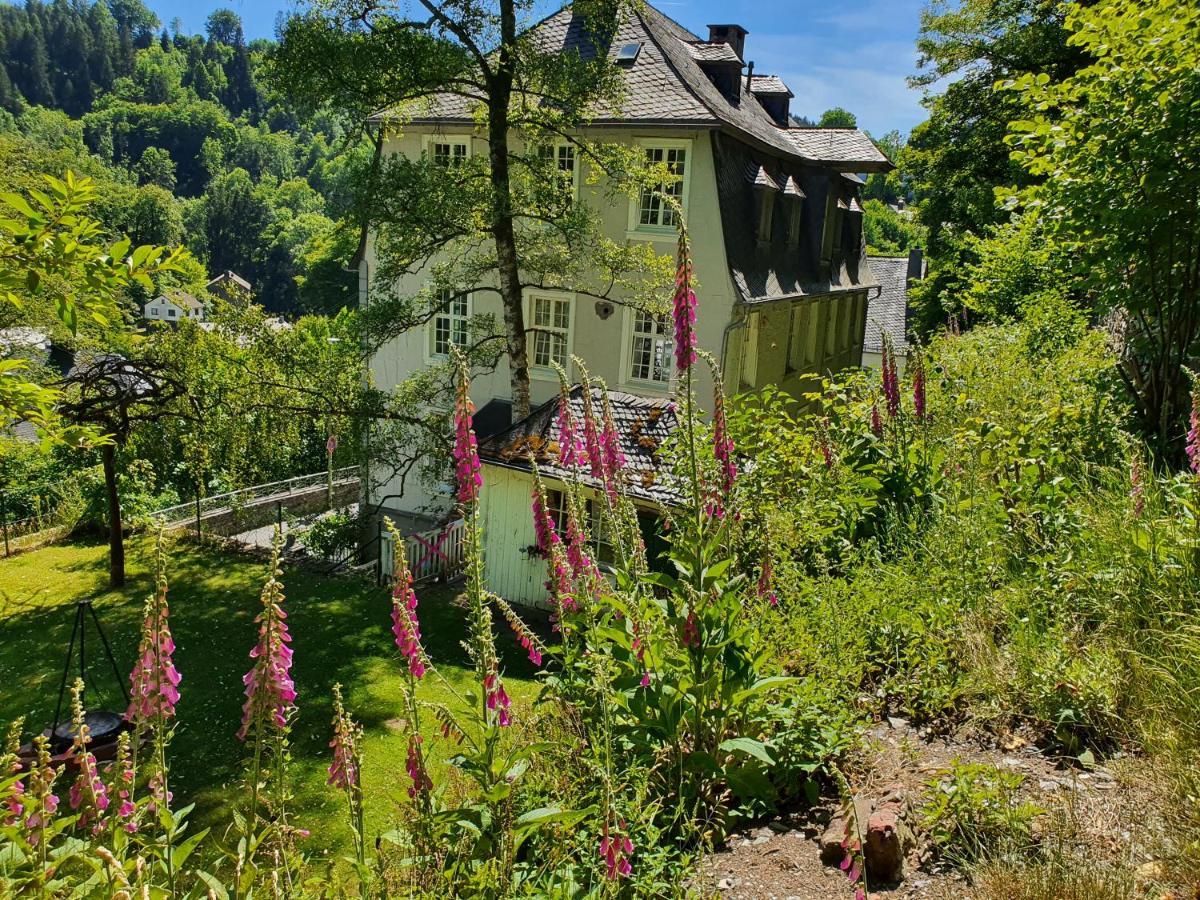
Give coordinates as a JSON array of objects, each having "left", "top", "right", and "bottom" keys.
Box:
[
  {"left": 638, "top": 146, "right": 687, "bottom": 227},
  {"left": 538, "top": 143, "right": 576, "bottom": 192},
  {"left": 787, "top": 199, "right": 804, "bottom": 245},
  {"left": 430, "top": 289, "right": 470, "bottom": 358},
  {"left": 629, "top": 310, "right": 671, "bottom": 384},
  {"left": 530, "top": 294, "right": 571, "bottom": 369},
  {"left": 432, "top": 140, "right": 468, "bottom": 167},
  {"left": 543, "top": 490, "right": 614, "bottom": 565},
  {"left": 786, "top": 303, "right": 809, "bottom": 373}
]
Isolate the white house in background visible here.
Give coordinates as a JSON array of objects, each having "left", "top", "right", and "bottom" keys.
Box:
[
  {"left": 144, "top": 291, "right": 205, "bottom": 323},
  {"left": 862, "top": 249, "right": 925, "bottom": 371}
]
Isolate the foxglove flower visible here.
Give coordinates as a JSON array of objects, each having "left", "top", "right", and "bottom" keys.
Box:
[
  {"left": 453, "top": 360, "right": 483, "bottom": 504},
  {"left": 1, "top": 719, "right": 24, "bottom": 828},
  {"left": 682, "top": 609, "right": 700, "bottom": 647},
  {"left": 600, "top": 820, "right": 634, "bottom": 879},
  {"left": 882, "top": 338, "right": 900, "bottom": 420},
  {"left": 68, "top": 681, "right": 110, "bottom": 832},
  {"left": 405, "top": 734, "right": 433, "bottom": 799},
  {"left": 495, "top": 595, "right": 545, "bottom": 667},
  {"left": 556, "top": 385, "right": 583, "bottom": 469},
  {"left": 817, "top": 418, "right": 835, "bottom": 470},
  {"left": 547, "top": 538, "right": 578, "bottom": 614},
  {"left": 327, "top": 684, "right": 361, "bottom": 791},
  {"left": 599, "top": 391, "right": 626, "bottom": 501},
  {"left": 673, "top": 230, "right": 697, "bottom": 373},
  {"left": 391, "top": 567, "right": 426, "bottom": 680},
  {"left": 237, "top": 550, "right": 296, "bottom": 742},
  {"left": 757, "top": 550, "right": 779, "bottom": 607},
  {"left": 23, "top": 735, "right": 57, "bottom": 847},
  {"left": 581, "top": 382, "right": 605, "bottom": 481},
  {"left": 126, "top": 551, "right": 181, "bottom": 724},
  {"left": 708, "top": 359, "right": 737, "bottom": 506},
  {"left": 105, "top": 731, "right": 137, "bottom": 833},
  {"left": 1188, "top": 386, "right": 1200, "bottom": 474},
  {"left": 531, "top": 481, "right": 557, "bottom": 555},
  {"left": 870, "top": 400, "right": 883, "bottom": 438},
  {"left": 484, "top": 671, "right": 511, "bottom": 727}
]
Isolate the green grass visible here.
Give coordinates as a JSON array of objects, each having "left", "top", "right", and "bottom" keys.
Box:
[{"left": 0, "top": 536, "right": 540, "bottom": 857}]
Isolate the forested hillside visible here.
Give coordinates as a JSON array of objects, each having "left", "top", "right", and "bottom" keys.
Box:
[{"left": 0, "top": 0, "right": 360, "bottom": 314}]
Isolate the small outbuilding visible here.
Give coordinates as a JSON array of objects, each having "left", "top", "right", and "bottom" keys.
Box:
[
  {"left": 144, "top": 291, "right": 204, "bottom": 324},
  {"left": 476, "top": 386, "right": 679, "bottom": 608}
]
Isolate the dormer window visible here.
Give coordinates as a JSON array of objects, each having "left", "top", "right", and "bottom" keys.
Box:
[{"left": 758, "top": 192, "right": 775, "bottom": 241}]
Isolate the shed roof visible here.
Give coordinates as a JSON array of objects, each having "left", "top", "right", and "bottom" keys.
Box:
[{"left": 477, "top": 385, "right": 681, "bottom": 506}]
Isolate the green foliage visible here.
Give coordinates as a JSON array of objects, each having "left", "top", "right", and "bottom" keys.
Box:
[
  {"left": 863, "top": 199, "right": 924, "bottom": 255},
  {"left": 302, "top": 509, "right": 357, "bottom": 560},
  {"left": 1004, "top": 0, "right": 1200, "bottom": 460},
  {"left": 905, "top": 0, "right": 1086, "bottom": 332},
  {"left": 817, "top": 107, "right": 857, "bottom": 128},
  {"left": 920, "top": 760, "right": 1042, "bottom": 864}
]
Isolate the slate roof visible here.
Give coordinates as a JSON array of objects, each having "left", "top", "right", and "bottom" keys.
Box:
[
  {"left": 166, "top": 292, "right": 203, "bottom": 311},
  {"left": 787, "top": 129, "right": 891, "bottom": 170},
  {"left": 714, "top": 136, "right": 878, "bottom": 303},
  {"left": 748, "top": 74, "right": 792, "bottom": 96},
  {"left": 477, "top": 385, "right": 681, "bottom": 507},
  {"left": 864, "top": 256, "right": 916, "bottom": 353},
  {"left": 378, "top": 3, "right": 893, "bottom": 172},
  {"left": 683, "top": 41, "right": 741, "bottom": 63}
]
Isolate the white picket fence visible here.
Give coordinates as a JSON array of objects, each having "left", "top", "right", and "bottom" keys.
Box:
[{"left": 380, "top": 518, "right": 467, "bottom": 586}]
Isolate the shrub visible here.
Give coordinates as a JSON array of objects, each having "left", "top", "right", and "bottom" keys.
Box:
[{"left": 920, "top": 760, "right": 1043, "bottom": 865}]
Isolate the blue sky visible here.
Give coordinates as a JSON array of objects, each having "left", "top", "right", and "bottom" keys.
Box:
[{"left": 151, "top": 0, "right": 931, "bottom": 136}]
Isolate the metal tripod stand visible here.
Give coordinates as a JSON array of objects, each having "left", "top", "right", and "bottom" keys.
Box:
[{"left": 50, "top": 600, "right": 130, "bottom": 739}]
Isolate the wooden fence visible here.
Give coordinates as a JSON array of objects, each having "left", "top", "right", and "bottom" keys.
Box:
[{"left": 379, "top": 518, "right": 467, "bottom": 586}]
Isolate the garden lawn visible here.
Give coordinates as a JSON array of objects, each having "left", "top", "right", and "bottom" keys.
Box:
[{"left": 0, "top": 536, "right": 540, "bottom": 858}]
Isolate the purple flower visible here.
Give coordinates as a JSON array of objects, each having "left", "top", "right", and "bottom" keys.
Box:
[
  {"left": 757, "top": 550, "right": 778, "bottom": 607},
  {"left": 711, "top": 370, "right": 737, "bottom": 501},
  {"left": 673, "top": 231, "right": 697, "bottom": 374},
  {"left": 581, "top": 386, "right": 605, "bottom": 481},
  {"left": 882, "top": 338, "right": 900, "bottom": 420},
  {"left": 405, "top": 734, "right": 432, "bottom": 799},
  {"left": 484, "top": 672, "right": 511, "bottom": 727},
  {"left": 556, "top": 386, "right": 583, "bottom": 468},
  {"left": 327, "top": 684, "right": 360, "bottom": 791},
  {"left": 391, "top": 570, "right": 426, "bottom": 680},
  {"left": 1188, "top": 387, "right": 1200, "bottom": 474},
  {"left": 237, "top": 559, "right": 296, "bottom": 742},
  {"left": 126, "top": 562, "right": 181, "bottom": 725},
  {"left": 496, "top": 595, "right": 545, "bottom": 667},
  {"left": 599, "top": 392, "right": 626, "bottom": 501},
  {"left": 453, "top": 364, "right": 483, "bottom": 504},
  {"left": 600, "top": 820, "right": 634, "bottom": 879},
  {"left": 870, "top": 400, "right": 883, "bottom": 438}
]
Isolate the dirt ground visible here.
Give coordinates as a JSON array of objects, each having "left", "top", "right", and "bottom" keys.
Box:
[{"left": 696, "top": 717, "right": 1172, "bottom": 899}]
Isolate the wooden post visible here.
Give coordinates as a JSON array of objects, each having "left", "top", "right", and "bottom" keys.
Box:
[
  {"left": 1, "top": 491, "right": 9, "bottom": 557},
  {"left": 195, "top": 489, "right": 202, "bottom": 540}
]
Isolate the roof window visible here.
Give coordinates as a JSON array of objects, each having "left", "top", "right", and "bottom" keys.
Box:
[{"left": 616, "top": 42, "right": 642, "bottom": 65}]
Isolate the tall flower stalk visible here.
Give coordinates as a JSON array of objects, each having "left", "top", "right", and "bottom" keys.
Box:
[
  {"left": 1188, "top": 384, "right": 1200, "bottom": 474},
  {"left": 327, "top": 683, "right": 366, "bottom": 876},
  {"left": 125, "top": 527, "right": 178, "bottom": 887},
  {"left": 67, "top": 680, "right": 110, "bottom": 834},
  {"left": 237, "top": 531, "right": 297, "bottom": 856}
]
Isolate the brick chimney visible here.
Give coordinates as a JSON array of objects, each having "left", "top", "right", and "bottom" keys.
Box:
[{"left": 707, "top": 24, "right": 748, "bottom": 60}]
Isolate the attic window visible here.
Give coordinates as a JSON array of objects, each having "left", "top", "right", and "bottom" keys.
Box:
[{"left": 616, "top": 42, "right": 642, "bottom": 65}]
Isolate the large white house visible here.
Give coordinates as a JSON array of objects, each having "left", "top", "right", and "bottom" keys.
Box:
[
  {"left": 360, "top": 2, "right": 893, "bottom": 596},
  {"left": 144, "top": 291, "right": 205, "bottom": 323}
]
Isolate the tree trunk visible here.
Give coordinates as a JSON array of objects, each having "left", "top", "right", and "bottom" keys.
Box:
[
  {"left": 101, "top": 443, "right": 125, "bottom": 588},
  {"left": 487, "top": 0, "right": 531, "bottom": 420}
]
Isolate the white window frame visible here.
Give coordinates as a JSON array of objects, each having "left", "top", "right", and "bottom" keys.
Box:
[
  {"left": 425, "top": 287, "right": 472, "bottom": 363},
  {"left": 167, "top": 307, "right": 176, "bottom": 318},
  {"left": 621, "top": 307, "right": 672, "bottom": 388},
  {"left": 628, "top": 139, "right": 692, "bottom": 239},
  {"left": 423, "top": 134, "right": 471, "bottom": 168},
  {"left": 536, "top": 141, "right": 579, "bottom": 199},
  {"left": 526, "top": 291, "right": 574, "bottom": 378}
]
